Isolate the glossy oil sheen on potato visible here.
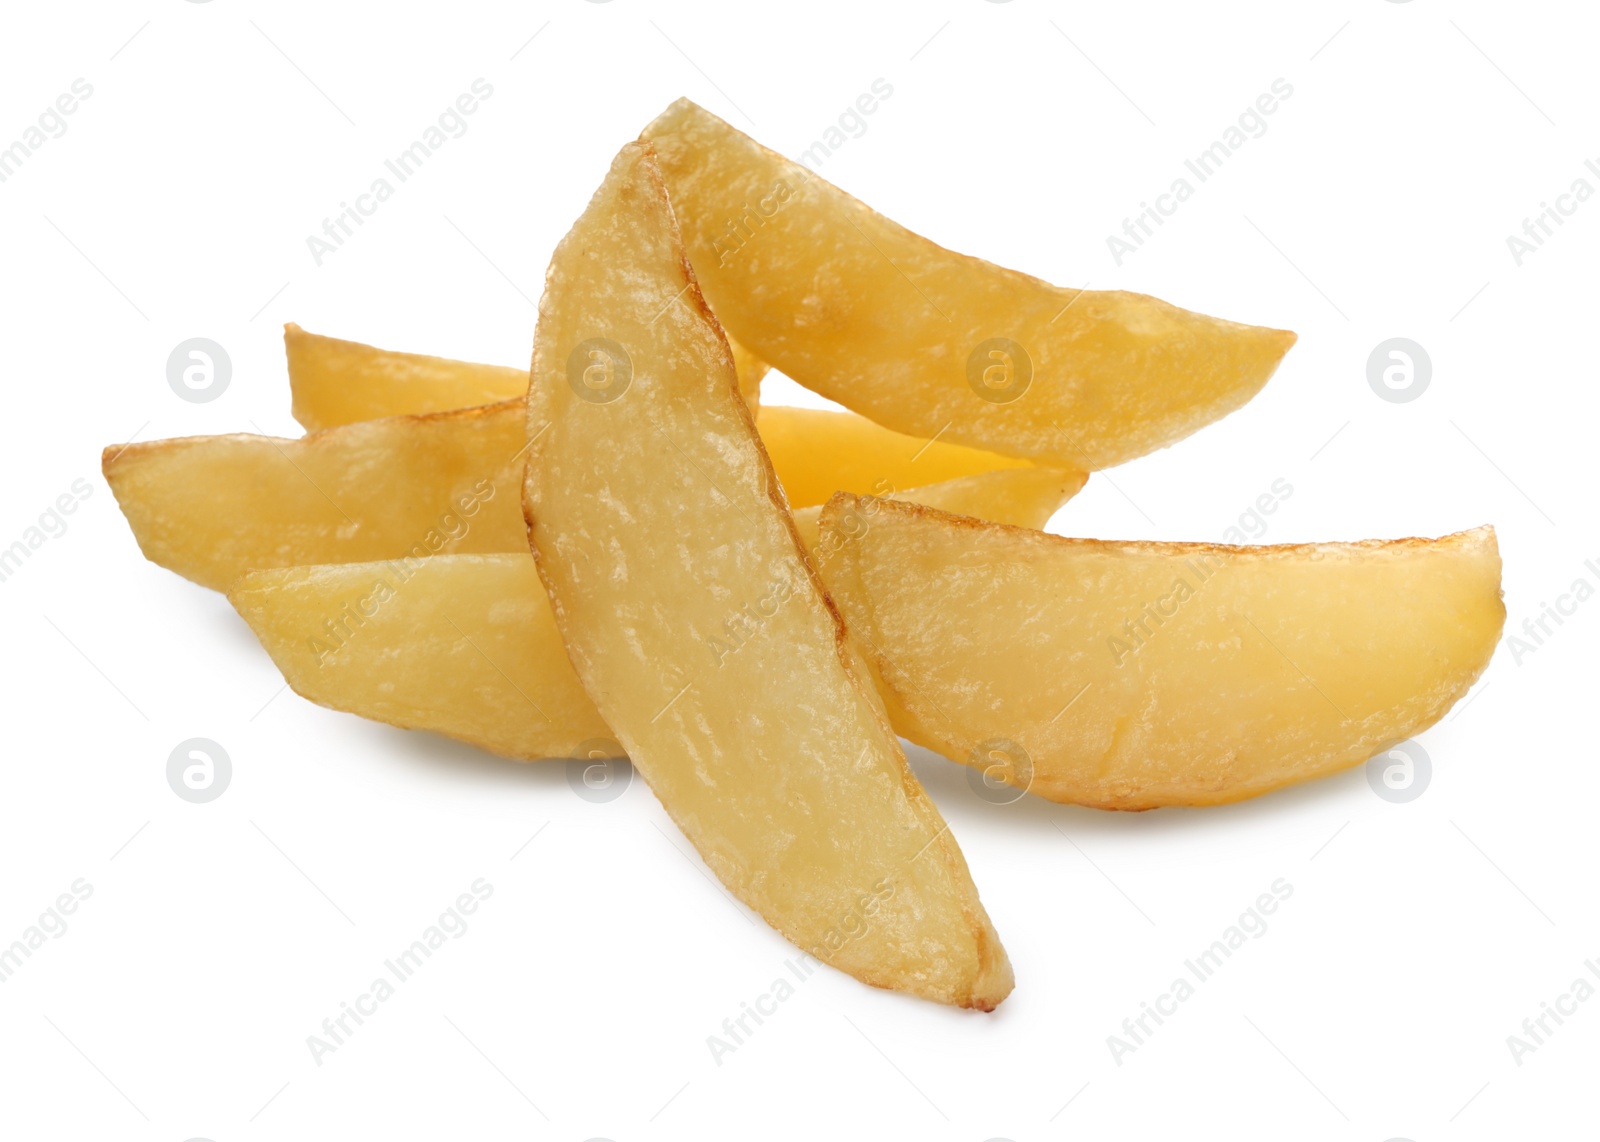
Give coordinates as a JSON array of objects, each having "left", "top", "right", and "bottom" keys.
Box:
[
  {"left": 644, "top": 99, "right": 1297, "bottom": 470},
  {"left": 821, "top": 496, "right": 1505, "bottom": 809},
  {"left": 524, "top": 141, "right": 1012, "bottom": 1007}
]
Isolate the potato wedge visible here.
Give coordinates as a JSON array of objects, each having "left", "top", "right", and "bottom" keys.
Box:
[
  {"left": 763, "top": 405, "right": 1087, "bottom": 547},
  {"left": 104, "top": 402, "right": 529, "bottom": 592},
  {"left": 793, "top": 467, "right": 1082, "bottom": 550},
  {"left": 230, "top": 556, "right": 611, "bottom": 760},
  {"left": 643, "top": 99, "right": 1296, "bottom": 470},
  {"left": 821, "top": 496, "right": 1504, "bottom": 809},
  {"left": 286, "top": 322, "right": 768, "bottom": 432},
  {"left": 524, "top": 141, "right": 1011, "bottom": 1007},
  {"left": 285, "top": 324, "right": 529, "bottom": 432},
  {"left": 104, "top": 404, "right": 1072, "bottom": 592},
  {"left": 758, "top": 405, "right": 1030, "bottom": 508}
]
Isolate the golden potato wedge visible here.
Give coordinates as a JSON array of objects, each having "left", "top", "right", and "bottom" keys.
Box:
[
  {"left": 792, "top": 467, "right": 1083, "bottom": 551},
  {"left": 524, "top": 141, "right": 1011, "bottom": 1007},
  {"left": 762, "top": 405, "right": 1087, "bottom": 545},
  {"left": 286, "top": 322, "right": 768, "bottom": 432},
  {"left": 229, "top": 556, "right": 611, "bottom": 760},
  {"left": 103, "top": 405, "right": 1072, "bottom": 592},
  {"left": 285, "top": 323, "right": 529, "bottom": 432},
  {"left": 103, "top": 402, "right": 529, "bottom": 592},
  {"left": 758, "top": 405, "right": 1029, "bottom": 508},
  {"left": 643, "top": 99, "right": 1296, "bottom": 470},
  {"left": 820, "top": 496, "right": 1504, "bottom": 809}
]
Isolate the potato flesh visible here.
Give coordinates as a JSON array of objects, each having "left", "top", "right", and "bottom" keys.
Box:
[
  {"left": 524, "top": 142, "right": 1011, "bottom": 1007},
  {"left": 286, "top": 323, "right": 768, "bottom": 432},
  {"left": 104, "top": 402, "right": 1069, "bottom": 593},
  {"left": 643, "top": 99, "right": 1297, "bottom": 470},
  {"left": 822, "top": 497, "right": 1504, "bottom": 809},
  {"left": 229, "top": 556, "right": 609, "bottom": 760}
]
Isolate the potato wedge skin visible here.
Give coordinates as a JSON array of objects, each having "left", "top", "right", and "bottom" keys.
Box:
[
  {"left": 525, "top": 141, "right": 1011, "bottom": 1007},
  {"left": 102, "top": 402, "right": 529, "bottom": 592},
  {"left": 822, "top": 496, "right": 1505, "bottom": 809},
  {"left": 286, "top": 323, "right": 767, "bottom": 432},
  {"left": 644, "top": 100, "right": 1296, "bottom": 470},
  {"left": 229, "top": 556, "right": 610, "bottom": 759}
]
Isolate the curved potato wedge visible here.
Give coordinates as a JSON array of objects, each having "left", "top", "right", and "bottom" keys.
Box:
[
  {"left": 286, "top": 322, "right": 768, "bottom": 432},
  {"left": 643, "top": 99, "right": 1296, "bottom": 470},
  {"left": 820, "top": 496, "right": 1504, "bottom": 809},
  {"left": 229, "top": 556, "right": 611, "bottom": 760},
  {"left": 524, "top": 141, "right": 1011, "bottom": 1007},
  {"left": 103, "top": 406, "right": 1066, "bottom": 593}
]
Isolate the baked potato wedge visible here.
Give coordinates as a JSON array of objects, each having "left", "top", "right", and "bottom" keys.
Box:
[
  {"left": 103, "top": 401, "right": 529, "bottom": 592},
  {"left": 820, "top": 495, "right": 1504, "bottom": 809},
  {"left": 643, "top": 98, "right": 1297, "bottom": 470},
  {"left": 523, "top": 141, "right": 1012, "bottom": 1007},
  {"left": 230, "top": 555, "right": 609, "bottom": 760}
]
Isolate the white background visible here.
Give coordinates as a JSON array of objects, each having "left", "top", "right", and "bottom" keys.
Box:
[{"left": 0, "top": 1, "right": 1594, "bottom": 1139}]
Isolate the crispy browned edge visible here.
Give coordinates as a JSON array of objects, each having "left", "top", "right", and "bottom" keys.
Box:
[
  {"left": 519, "top": 139, "right": 1009, "bottom": 1009},
  {"left": 646, "top": 98, "right": 1298, "bottom": 347}
]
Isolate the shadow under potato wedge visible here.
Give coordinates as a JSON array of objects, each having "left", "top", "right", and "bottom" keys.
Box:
[
  {"left": 642, "top": 98, "right": 1297, "bottom": 471},
  {"left": 818, "top": 495, "right": 1505, "bottom": 810},
  {"left": 286, "top": 322, "right": 770, "bottom": 432},
  {"left": 102, "top": 402, "right": 1081, "bottom": 593},
  {"left": 522, "top": 140, "right": 1012, "bottom": 1008}
]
